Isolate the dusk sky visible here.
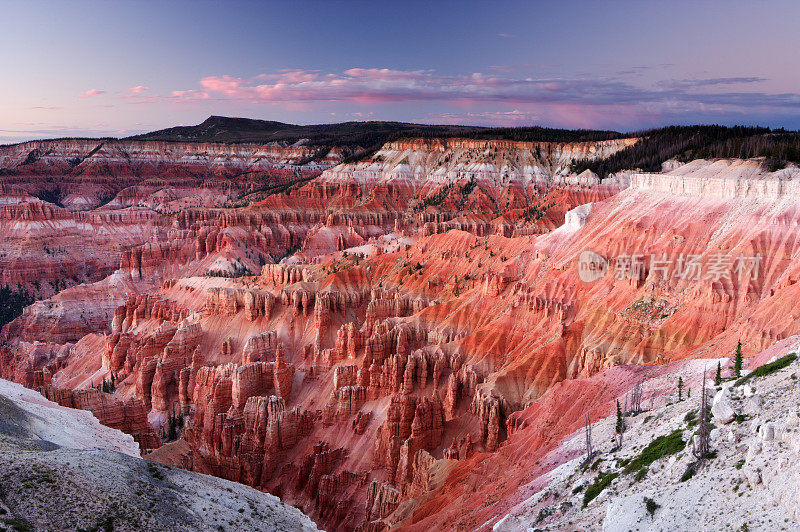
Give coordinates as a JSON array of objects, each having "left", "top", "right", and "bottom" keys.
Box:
[{"left": 3, "top": 0, "right": 800, "bottom": 143}]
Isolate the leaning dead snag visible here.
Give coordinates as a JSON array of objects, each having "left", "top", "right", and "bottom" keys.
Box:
[
  {"left": 582, "top": 413, "right": 595, "bottom": 467},
  {"left": 683, "top": 368, "right": 712, "bottom": 481}
]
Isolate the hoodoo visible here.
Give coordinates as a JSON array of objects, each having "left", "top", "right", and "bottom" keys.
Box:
[
  {"left": 4, "top": 119, "right": 800, "bottom": 530},
  {"left": 5, "top": 4, "right": 800, "bottom": 528}
]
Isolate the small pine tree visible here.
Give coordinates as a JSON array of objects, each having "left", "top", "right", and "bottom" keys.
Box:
[
  {"left": 615, "top": 400, "right": 624, "bottom": 448},
  {"left": 734, "top": 341, "right": 743, "bottom": 378},
  {"left": 167, "top": 408, "right": 178, "bottom": 441},
  {"left": 677, "top": 377, "right": 684, "bottom": 402},
  {"left": 715, "top": 362, "right": 722, "bottom": 386}
]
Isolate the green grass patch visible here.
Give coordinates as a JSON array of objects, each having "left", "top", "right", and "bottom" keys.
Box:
[
  {"left": 623, "top": 430, "right": 684, "bottom": 474},
  {"left": 644, "top": 496, "right": 660, "bottom": 517},
  {"left": 3, "top": 517, "right": 34, "bottom": 532},
  {"left": 147, "top": 462, "right": 164, "bottom": 481},
  {"left": 736, "top": 353, "right": 797, "bottom": 386},
  {"left": 583, "top": 471, "right": 618, "bottom": 507},
  {"left": 582, "top": 457, "right": 603, "bottom": 472},
  {"left": 22, "top": 466, "right": 57, "bottom": 489}
]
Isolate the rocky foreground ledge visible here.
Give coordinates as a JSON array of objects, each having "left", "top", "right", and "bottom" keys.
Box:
[
  {"left": 0, "top": 378, "right": 319, "bottom": 532},
  {"left": 493, "top": 337, "right": 800, "bottom": 531}
]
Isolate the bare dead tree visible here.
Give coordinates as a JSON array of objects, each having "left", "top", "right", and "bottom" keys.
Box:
[
  {"left": 692, "top": 369, "right": 710, "bottom": 460},
  {"left": 628, "top": 380, "right": 644, "bottom": 414},
  {"left": 582, "top": 413, "right": 595, "bottom": 467}
]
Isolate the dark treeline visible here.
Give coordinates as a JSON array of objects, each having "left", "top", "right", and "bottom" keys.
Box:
[
  {"left": 0, "top": 285, "right": 33, "bottom": 331},
  {"left": 385, "top": 126, "right": 622, "bottom": 144},
  {"left": 571, "top": 125, "right": 800, "bottom": 179}
]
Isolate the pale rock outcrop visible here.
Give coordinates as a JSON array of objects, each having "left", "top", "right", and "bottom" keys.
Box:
[{"left": 711, "top": 387, "right": 738, "bottom": 424}]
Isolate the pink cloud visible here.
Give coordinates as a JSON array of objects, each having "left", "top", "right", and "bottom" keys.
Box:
[
  {"left": 78, "top": 89, "right": 106, "bottom": 98},
  {"left": 173, "top": 68, "right": 521, "bottom": 104},
  {"left": 127, "top": 85, "right": 150, "bottom": 93},
  {"left": 160, "top": 67, "right": 793, "bottom": 128},
  {"left": 424, "top": 109, "right": 541, "bottom": 127}
]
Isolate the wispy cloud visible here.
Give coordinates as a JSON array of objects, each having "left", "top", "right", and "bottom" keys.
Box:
[
  {"left": 0, "top": 125, "right": 140, "bottom": 141},
  {"left": 498, "top": 33, "right": 514, "bottom": 38},
  {"left": 78, "top": 89, "right": 106, "bottom": 98},
  {"left": 64, "top": 67, "right": 798, "bottom": 130},
  {"left": 166, "top": 68, "right": 794, "bottom": 113},
  {"left": 424, "top": 109, "right": 541, "bottom": 126},
  {"left": 657, "top": 77, "right": 768, "bottom": 90}
]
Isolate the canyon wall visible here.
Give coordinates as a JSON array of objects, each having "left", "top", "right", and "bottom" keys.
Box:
[
  {"left": 320, "top": 137, "right": 637, "bottom": 188},
  {"left": 0, "top": 138, "right": 341, "bottom": 212},
  {"left": 630, "top": 158, "right": 800, "bottom": 198},
  {"left": 6, "top": 131, "right": 800, "bottom": 530}
]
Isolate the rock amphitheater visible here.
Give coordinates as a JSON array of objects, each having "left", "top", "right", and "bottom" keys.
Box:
[{"left": 2, "top": 133, "right": 800, "bottom": 530}]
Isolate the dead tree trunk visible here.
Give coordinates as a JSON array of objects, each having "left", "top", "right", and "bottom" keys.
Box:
[
  {"left": 628, "top": 380, "right": 643, "bottom": 414},
  {"left": 582, "top": 413, "right": 594, "bottom": 467},
  {"left": 692, "top": 370, "right": 710, "bottom": 460}
]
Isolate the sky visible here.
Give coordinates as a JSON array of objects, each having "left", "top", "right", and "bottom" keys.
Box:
[{"left": 3, "top": 0, "right": 800, "bottom": 142}]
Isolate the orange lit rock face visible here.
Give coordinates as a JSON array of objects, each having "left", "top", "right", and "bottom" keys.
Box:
[{"left": 5, "top": 137, "right": 800, "bottom": 531}]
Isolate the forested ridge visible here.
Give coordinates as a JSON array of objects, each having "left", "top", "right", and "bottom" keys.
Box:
[{"left": 571, "top": 125, "right": 800, "bottom": 178}]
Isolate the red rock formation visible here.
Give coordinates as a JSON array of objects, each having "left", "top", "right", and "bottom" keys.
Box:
[
  {"left": 374, "top": 394, "right": 419, "bottom": 482},
  {"left": 12, "top": 134, "right": 800, "bottom": 532},
  {"left": 241, "top": 331, "right": 277, "bottom": 363},
  {"left": 394, "top": 395, "right": 445, "bottom": 486},
  {"left": 322, "top": 386, "right": 367, "bottom": 425},
  {"left": 351, "top": 411, "right": 372, "bottom": 435},
  {"left": 39, "top": 383, "right": 160, "bottom": 452},
  {"left": 365, "top": 480, "right": 400, "bottom": 523}
]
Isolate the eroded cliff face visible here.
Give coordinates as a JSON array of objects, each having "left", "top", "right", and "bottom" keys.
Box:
[
  {"left": 0, "top": 139, "right": 340, "bottom": 211},
  {"left": 5, "top": 134, "right": 800, "bottom": 531},
  {"left": 319, "top": 137, "right": 637, "bottom": 187},
  {"left": 0, "top": 139, "right": 342, "bottom": 297}
]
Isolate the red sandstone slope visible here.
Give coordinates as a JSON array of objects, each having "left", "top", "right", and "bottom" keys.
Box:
[{"left": 4, "top": 134, "right": 800, "bottom": 530}]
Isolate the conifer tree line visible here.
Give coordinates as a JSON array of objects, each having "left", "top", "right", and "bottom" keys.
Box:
[
  {"left": 571, "top": 125, "right": 800, "bottom": 178},
  {"left": 0, "top": 285, "right": 34, "bottom": 330}
]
